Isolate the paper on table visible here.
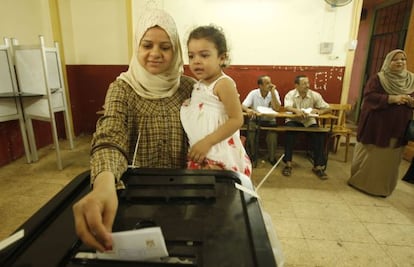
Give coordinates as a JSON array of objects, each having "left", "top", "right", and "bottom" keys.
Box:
[
  {"left": 301, "top": 108, "right": 319, "bottom": 117},
  {"left": 257, "top": 106, "right": 277, "bottom": 114},
  {"left": 96, "top": 227, "right": 168, "bottom": 261}
]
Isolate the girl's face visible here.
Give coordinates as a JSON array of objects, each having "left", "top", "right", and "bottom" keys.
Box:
[
  {"left": 138, "top": 26, "right": 174, "bottom": 75},
  {"left": 389, "top": 52, "right": 407, "bottom": 73},
  {"left": 187, "top": 38, "right": 225, "bottom": 84}
]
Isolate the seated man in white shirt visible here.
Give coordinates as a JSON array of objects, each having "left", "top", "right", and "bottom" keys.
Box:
[
  {"left": 282, "top": 75, "right": 331, "bottom": 179},
  {"left": 242, "top": 75, "right": 281, "bottom": 165}
]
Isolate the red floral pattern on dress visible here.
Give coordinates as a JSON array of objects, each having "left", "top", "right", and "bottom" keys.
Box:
[
  {"left": 187, "top": 158, "right": 226, "bottom": 170},
  {"left": 244, "top": 167, "right": 251, "bottom": 177},
  {"left": 227, "top": 137, "right": 235, "bottom": 148},
  {"left": 198, "top": 103, "right": 203, "bottom": 110},
  {"left": 187, "top": 157, "right": 251, "bottom": 180}
]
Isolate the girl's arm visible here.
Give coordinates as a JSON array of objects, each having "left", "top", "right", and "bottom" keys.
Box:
[{"left": 188, "top": 78, "right": 243, "bottom": 163}]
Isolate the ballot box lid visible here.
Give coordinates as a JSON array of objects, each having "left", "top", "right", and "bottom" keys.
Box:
[{"left": 0, "top": 169, "right": 276, "bottom": 267}]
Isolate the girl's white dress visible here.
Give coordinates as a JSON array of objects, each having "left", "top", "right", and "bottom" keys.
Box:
[{"left": 180, "top": 73, "right": 252, "bottom": 177}]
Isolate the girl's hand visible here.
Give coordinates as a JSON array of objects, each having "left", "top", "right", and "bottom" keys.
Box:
[
  {"left": 182, "top": 98, "right": 191, "bottom": 106},
  {"left": 188, "top": 138, "right": 213, "bottom": 163}
]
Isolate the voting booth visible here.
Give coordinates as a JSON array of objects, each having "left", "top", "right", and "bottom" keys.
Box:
[
  {"left": 0, "top": 169, "right": 278, "bottom": 267},
  {"left": 0, "top": 39, "right": 31, "bottom": 163},
  {"left": 12, "top": 36, "right": 74, "bottom": 169}
]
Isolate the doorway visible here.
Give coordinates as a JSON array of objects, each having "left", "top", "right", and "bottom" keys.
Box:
[{"left": 356, "top": 0, "right": 413, "bottom": 121}]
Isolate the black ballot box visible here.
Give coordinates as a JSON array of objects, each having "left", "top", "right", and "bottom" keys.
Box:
[{"left": 0, "top": 168, "right": 277, "bottom": 267}]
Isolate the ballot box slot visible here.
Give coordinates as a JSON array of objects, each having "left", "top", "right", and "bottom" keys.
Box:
[
  {"left": 120, "top": 187, "right": 216, "bottom": 204},
  {"left": 165, "top": 239, "right": 201, "bottom": 259},
  {"left": 70, "top": 239, "right": 201, "bottom": 266},
  {"left": 71, "top": 256, "right": 197, "bottom": 266},
  {"left": 119, "top": 175, "right": 217, "bottom": 204},
  {"left": 120, "top": 196, "right": 216, "bottom": 204},
  {"left": 124, "top": 175, "right": 216, "bottom": 186},
  {"left": 164, "top": 241, "right": 200, "bottom": 266}
]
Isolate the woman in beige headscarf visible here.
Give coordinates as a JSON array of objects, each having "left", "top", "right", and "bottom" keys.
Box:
[
  {"left": 73, "top": 9, "right": 195, "bottom": 251},
  {"left": 348, "top": 49, "right": 414, "bottom": 197}
]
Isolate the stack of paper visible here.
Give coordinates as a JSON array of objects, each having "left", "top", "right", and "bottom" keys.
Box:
[
  {"left": 301, "top": 108, "right": 319, "bottom": 117},
  {"left": 257, "top": 106, "right": 277, "bottom": 114}
]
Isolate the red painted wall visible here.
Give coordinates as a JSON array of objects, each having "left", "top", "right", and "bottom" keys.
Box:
[
  {"left": 0, "top": 64, "right": 344, "bottom": 167},
  {"left": 0, "top": 121, "right": 24, "bottom": 166},
  {"left": 191, "top": 65, "right": 344, "bottom": 104},
  {"left": 66, "top": 65, "right": 129, "bottom": 136}
]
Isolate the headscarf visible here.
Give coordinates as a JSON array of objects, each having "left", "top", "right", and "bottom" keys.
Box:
[
  {"left": 378, "top": 49, "right": 414, "bottom": 95},
  {"left": 118, "top": 9, "right": 183, "bottom": 99}
]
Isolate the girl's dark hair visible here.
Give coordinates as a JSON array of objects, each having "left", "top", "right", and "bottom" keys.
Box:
[{"left": 187, "top": 25, "right": 230, "bottom": 67}]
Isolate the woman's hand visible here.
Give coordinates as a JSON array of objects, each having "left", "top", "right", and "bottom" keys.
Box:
[
  {"left": 389, "top": 94, "right": 411, "bottom": 105},
  {"left": 407, "top": 96, "right": 414, "bottom": 108},
  {"left": 72, "top": 171, "right": 118, "bottom": 252}
]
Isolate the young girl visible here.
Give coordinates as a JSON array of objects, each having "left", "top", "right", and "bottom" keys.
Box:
[{"left": 180, "top": 25, "right": 252, "bottom": 177}]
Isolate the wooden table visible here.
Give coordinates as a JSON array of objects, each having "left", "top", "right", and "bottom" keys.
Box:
[{"left": 243, "top": 112, "right": 338, "bottom": 167}]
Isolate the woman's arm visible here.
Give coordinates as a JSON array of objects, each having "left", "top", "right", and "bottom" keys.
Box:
[
  {"left": 91, "top": 81, "right": 130, "bottom": 182},
  {"left": 73, "top": 171, "right": 118, "bottom": 252},
  {"left": 73, "top": 81, "right": 134, "bottom": 251}
]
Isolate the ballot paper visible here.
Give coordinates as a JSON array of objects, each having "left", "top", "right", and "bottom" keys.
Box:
[
  {"left": 96, "top": 227, "right": 168, "bottom": 261},
  {"left": 256, "top": 106, "right": 277, "bottom": 114}
]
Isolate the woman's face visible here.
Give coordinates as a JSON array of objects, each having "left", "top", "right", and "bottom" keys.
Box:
[
  {"left": 138, "top": 26, "right": 174, "bottom": 75},
  {"left": 389, "top": 52, "right": 407, "bottom": 72}
]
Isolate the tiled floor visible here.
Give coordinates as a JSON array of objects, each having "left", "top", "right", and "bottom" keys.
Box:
[{"left": 1, "top": 134, "right": 414, "bottom": 266}]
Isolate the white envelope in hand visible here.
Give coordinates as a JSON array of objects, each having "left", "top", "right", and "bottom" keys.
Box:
[{"left": 96, "top": 227, "right": 168, "bottom": 261}]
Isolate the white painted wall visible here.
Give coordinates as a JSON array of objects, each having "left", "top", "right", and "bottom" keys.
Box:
[
  {"left": 1, "top": 0, "right": 356, "bottom": 66},
  {"left": 134, "top": 0, "right": 355, "bottom": 66},
  {"left": 0, "top": 0, "right": 54, "bottom": 46},
  {"left": 62, "top": 0, "right": 129, "bottom": 64}
]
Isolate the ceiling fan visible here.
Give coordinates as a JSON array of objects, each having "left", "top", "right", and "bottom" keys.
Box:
[{"left": 324, "top": 0, "right": 352, "bottom": 7}]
